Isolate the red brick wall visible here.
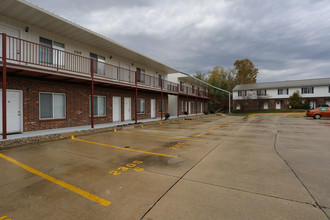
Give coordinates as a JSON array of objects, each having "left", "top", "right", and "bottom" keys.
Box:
[
  {"left": 234, "top": 98, "right": 329, "bottom": 111},
  {"left": 2, "top": 75, "right": 168, "bottom": 132},
  {"left": 178, "top": 96, "right": 208, "bottom": 114}
]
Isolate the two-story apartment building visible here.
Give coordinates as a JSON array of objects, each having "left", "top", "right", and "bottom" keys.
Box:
[
  {"left": 168, "top": 73, "right": 209, "bottom": 117},
  {"left": 233, "top": 78, "right": 330, "bottom": 111},
  {"left": 0, "top": 0, "right": 211, "bottom": 139}
]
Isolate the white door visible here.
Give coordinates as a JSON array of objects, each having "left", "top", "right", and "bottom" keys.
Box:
[
  {"left": 309, "top": 100, "right": 316, "bottom": 109},
  {"left": 112, "top": 96, "right": 121, "bottom": 122},
  {"left": 151, "top": 99, "right": 156, "bottom": 118},
  {"left": 0, "top": 23, "right": 21, "bottom": 61},
  {"left": 264, "top": 102, "right": 268, "bottom": 110},
  {"left": 124, "top": 97, "right": 131, "bottom": 121},
  {"left": 0, "top": 90, "right": 22, "bottom": 134},
  {"left": 276, "top": 101, "right": 281, "bottom": 109},
  {"left": 53, "top": 42, "right": 65, "bottom": 68},
  {"left": 97, "top": 56, "right": 106, "bottom": 76}
]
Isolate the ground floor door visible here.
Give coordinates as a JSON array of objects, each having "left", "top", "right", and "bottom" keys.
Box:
[
  {"left": 124, "top": 97, "right": 131, "bottom": 121},
  {"left": 188, "top": 102, "right": 191, "bottom": 114},
  {"left": 309, "top": 100, "right": 316, "bottom": 109},
  {"left": 264, "top": 102, "right": 268, "bottom": 110},
  {"left": 0, "top": 90, "right": 23, "bottom": 134},
  {"left": 151, "top": 99, "right": 156, "bottom": 118},
  {"left": 201, "top": 102, "right": 203, "bottom": 113},
  {"left": 112, "top": 96, "right": 121, "bottom": 122},
  {"left": 276, "top": 101, "right": 281, "bottom": 109}
]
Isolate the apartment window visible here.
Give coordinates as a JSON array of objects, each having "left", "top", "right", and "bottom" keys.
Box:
[
  {"left": 136, "top": 68, "right": 145, "bottom": 83},
  {"left": 158, "top": 100, "right": 165, "bottom": 112},
  {"left": 39, "top": 37, "right": 65, "bottom": 66},
  {"left": 40, "top": 93, "right": 66, "bottom": 119},
  {"left": 257, "top": 89, "right": 267, "bottom": 96},
  {"left": 192, "top": 85, "right": 195, "bottom": 94},
  {"left": 238, "top": 90, "right": 246, "bottom": 97},
  {"left": 180, "top": 82, "right": 184, "bottom": 92},
  {"left": 197, "top": 102, "right": 201, "bottom": 111},
  {"left": 278, "top": 88, "right": 289, "bottom": 95},
  {"left": 137, "top": 98, "right": 145, "bottom": 114},
  {"left": 90, "top": 96, "right": 106, "bottom": 116},
  {"left": 301, "top": 87, "right": 314, "bottom": 94},
  {"left": 180, "top": 101, "right": 185, "bottom": 111}
]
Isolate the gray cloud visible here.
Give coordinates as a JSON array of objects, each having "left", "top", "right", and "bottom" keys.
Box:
[{"left": 28, "top": 0, "right": 330, "bottom": 82}]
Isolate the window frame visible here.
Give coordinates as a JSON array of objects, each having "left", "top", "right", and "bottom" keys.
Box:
[
  {"left": 180, "top": 82, "right": 184, "bottom": 92},
  {"left": 158, "top": 100, "right": 165, "bottom": 112},
  {"left": 137, "top": 98, "right": 146, "bottom": 114},
  {"left": 238, "top": 90, "right": 246, "bottom": 97},
  {"left": 136, "top": 67, "right": 145, "bottom": 83},
  {"left": 278, "top": 88, "right": 289, "bottom": 95},
  {"left": 257, "top": 89, "right": 267, "bottom": 96},
  {"left": 301, "top": 87, "right": 314, "bottom": 94},
  {"left": 89, "top": 95, "right": 106, "bottom": 117},
  {"left": 180, "top": 101, "right": 185, "bottom": 111},
  {"left": 39, "top": 92, "right": 66, "bottom": 120}
]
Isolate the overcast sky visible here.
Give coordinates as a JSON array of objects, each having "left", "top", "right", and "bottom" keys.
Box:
[{"left": 28, "top": 0, "right": 330, "bottom": 82}]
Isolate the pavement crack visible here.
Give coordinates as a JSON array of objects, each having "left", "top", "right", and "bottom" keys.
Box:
[
  {"left": 274, "top": 118, "right": 330, "bottom": 220},
  {"left": 139, "top": 117, "right": 247, "bottom": 220},
  {"left": 182, "top": 178, "right": 316, "bottom": 207}
]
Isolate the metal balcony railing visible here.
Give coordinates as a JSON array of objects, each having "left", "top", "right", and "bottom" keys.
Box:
[{"left": 0, "top": 33, "right": 210, "bottom": 98}]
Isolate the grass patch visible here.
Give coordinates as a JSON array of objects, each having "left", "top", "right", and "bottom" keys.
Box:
[{"left": 230, "top": 109, "right": 306, "bottom": 116}]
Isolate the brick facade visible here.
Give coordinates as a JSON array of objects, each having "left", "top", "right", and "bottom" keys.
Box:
[
  {"left": 1, "top": 75, "right": 168, "bottom": 132},
  {"left": 234, "top": 98, "right": 329, "bottom": 111},
  {"left": 178, "top": 96, "right": 208, "bottom": 115}
]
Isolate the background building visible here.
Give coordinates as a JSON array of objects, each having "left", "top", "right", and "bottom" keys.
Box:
[{"left": 233, "top": 78, "right": 330, "bottom": 111}]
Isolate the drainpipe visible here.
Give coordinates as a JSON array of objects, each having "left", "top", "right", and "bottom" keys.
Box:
[
  {"left": 177, "top": 85, "right": 180, "bottom": 118},
  {"left": 195, "top": 90, "right": 198, "bottom": 115},
  {"left": 186, "top": 87, "right": 189, "bottom": 115},
  {"left": 135, "top": 71, "right": 138, "bottom": 124},
  {"left": 2, "top": 34, "right": 7, "bottom": 139},
  {"left": 161, "top": 78, "right": 163, "bottom": 119},
  {"left": 91, "top": 59, "right": 94, "bottom": 128}
]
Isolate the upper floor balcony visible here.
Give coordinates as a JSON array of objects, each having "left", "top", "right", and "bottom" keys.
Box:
[{"left": 0, "top": 33, "right": 211, "bottom": 99}]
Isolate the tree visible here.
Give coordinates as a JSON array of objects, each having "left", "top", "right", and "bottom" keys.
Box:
[
  {"left": 289, "top": 91, "right": 303, "bottom": 109},
  {"left": 234, "top": 59, "right": 258, "bottom": 84},
  {"left": 193, "top": 71, "right": 207, "bottom": 81},
  {"left": 206, "top": 66, "right": 237, "bottom": 112}
]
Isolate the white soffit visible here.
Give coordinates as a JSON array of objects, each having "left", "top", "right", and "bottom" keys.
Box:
[{"left": 0, "top": 0, "right": 179, "bottom": 73}]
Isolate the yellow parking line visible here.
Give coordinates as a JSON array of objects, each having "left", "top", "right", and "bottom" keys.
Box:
[
  {"left": 72, "top": 136, "right": 177, "bottom": 158},
  {"left": 115, "top": 130, "right": 202, "bottom": 142},
  {"left": 0, "top": 153, "right": 111, "bottom": 207},
  {"left": 141, "top": 127, "right": 197, "bottom": 132},
  {"left": 248, "top": 112, "right": 304, "bottom": 117}
]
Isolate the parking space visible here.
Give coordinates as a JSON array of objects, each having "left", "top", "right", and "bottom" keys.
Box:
[{"left": 0, "top": 114, "right": 329, "bottom": 219}]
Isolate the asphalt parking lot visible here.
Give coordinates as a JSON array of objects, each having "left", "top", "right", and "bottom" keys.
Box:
[{"left": 0, "top": 114, "right": 329, "bottom": 220}]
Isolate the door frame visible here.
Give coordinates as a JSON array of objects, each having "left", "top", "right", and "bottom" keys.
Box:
[
  {"left": 276, "top": 101, "right": 281, "bottom": 110},
  {"left": 0, "top": 89, "right": 23, "bottom": 134},
  {"left": 112, "top": 96, "right": 121, "bottom": 122},
  {"left": 151, "top": 99, "right": 156, "bottom": 118},
  {"left": 124, "top": 97, "right": 131, "bottom": 121}
]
